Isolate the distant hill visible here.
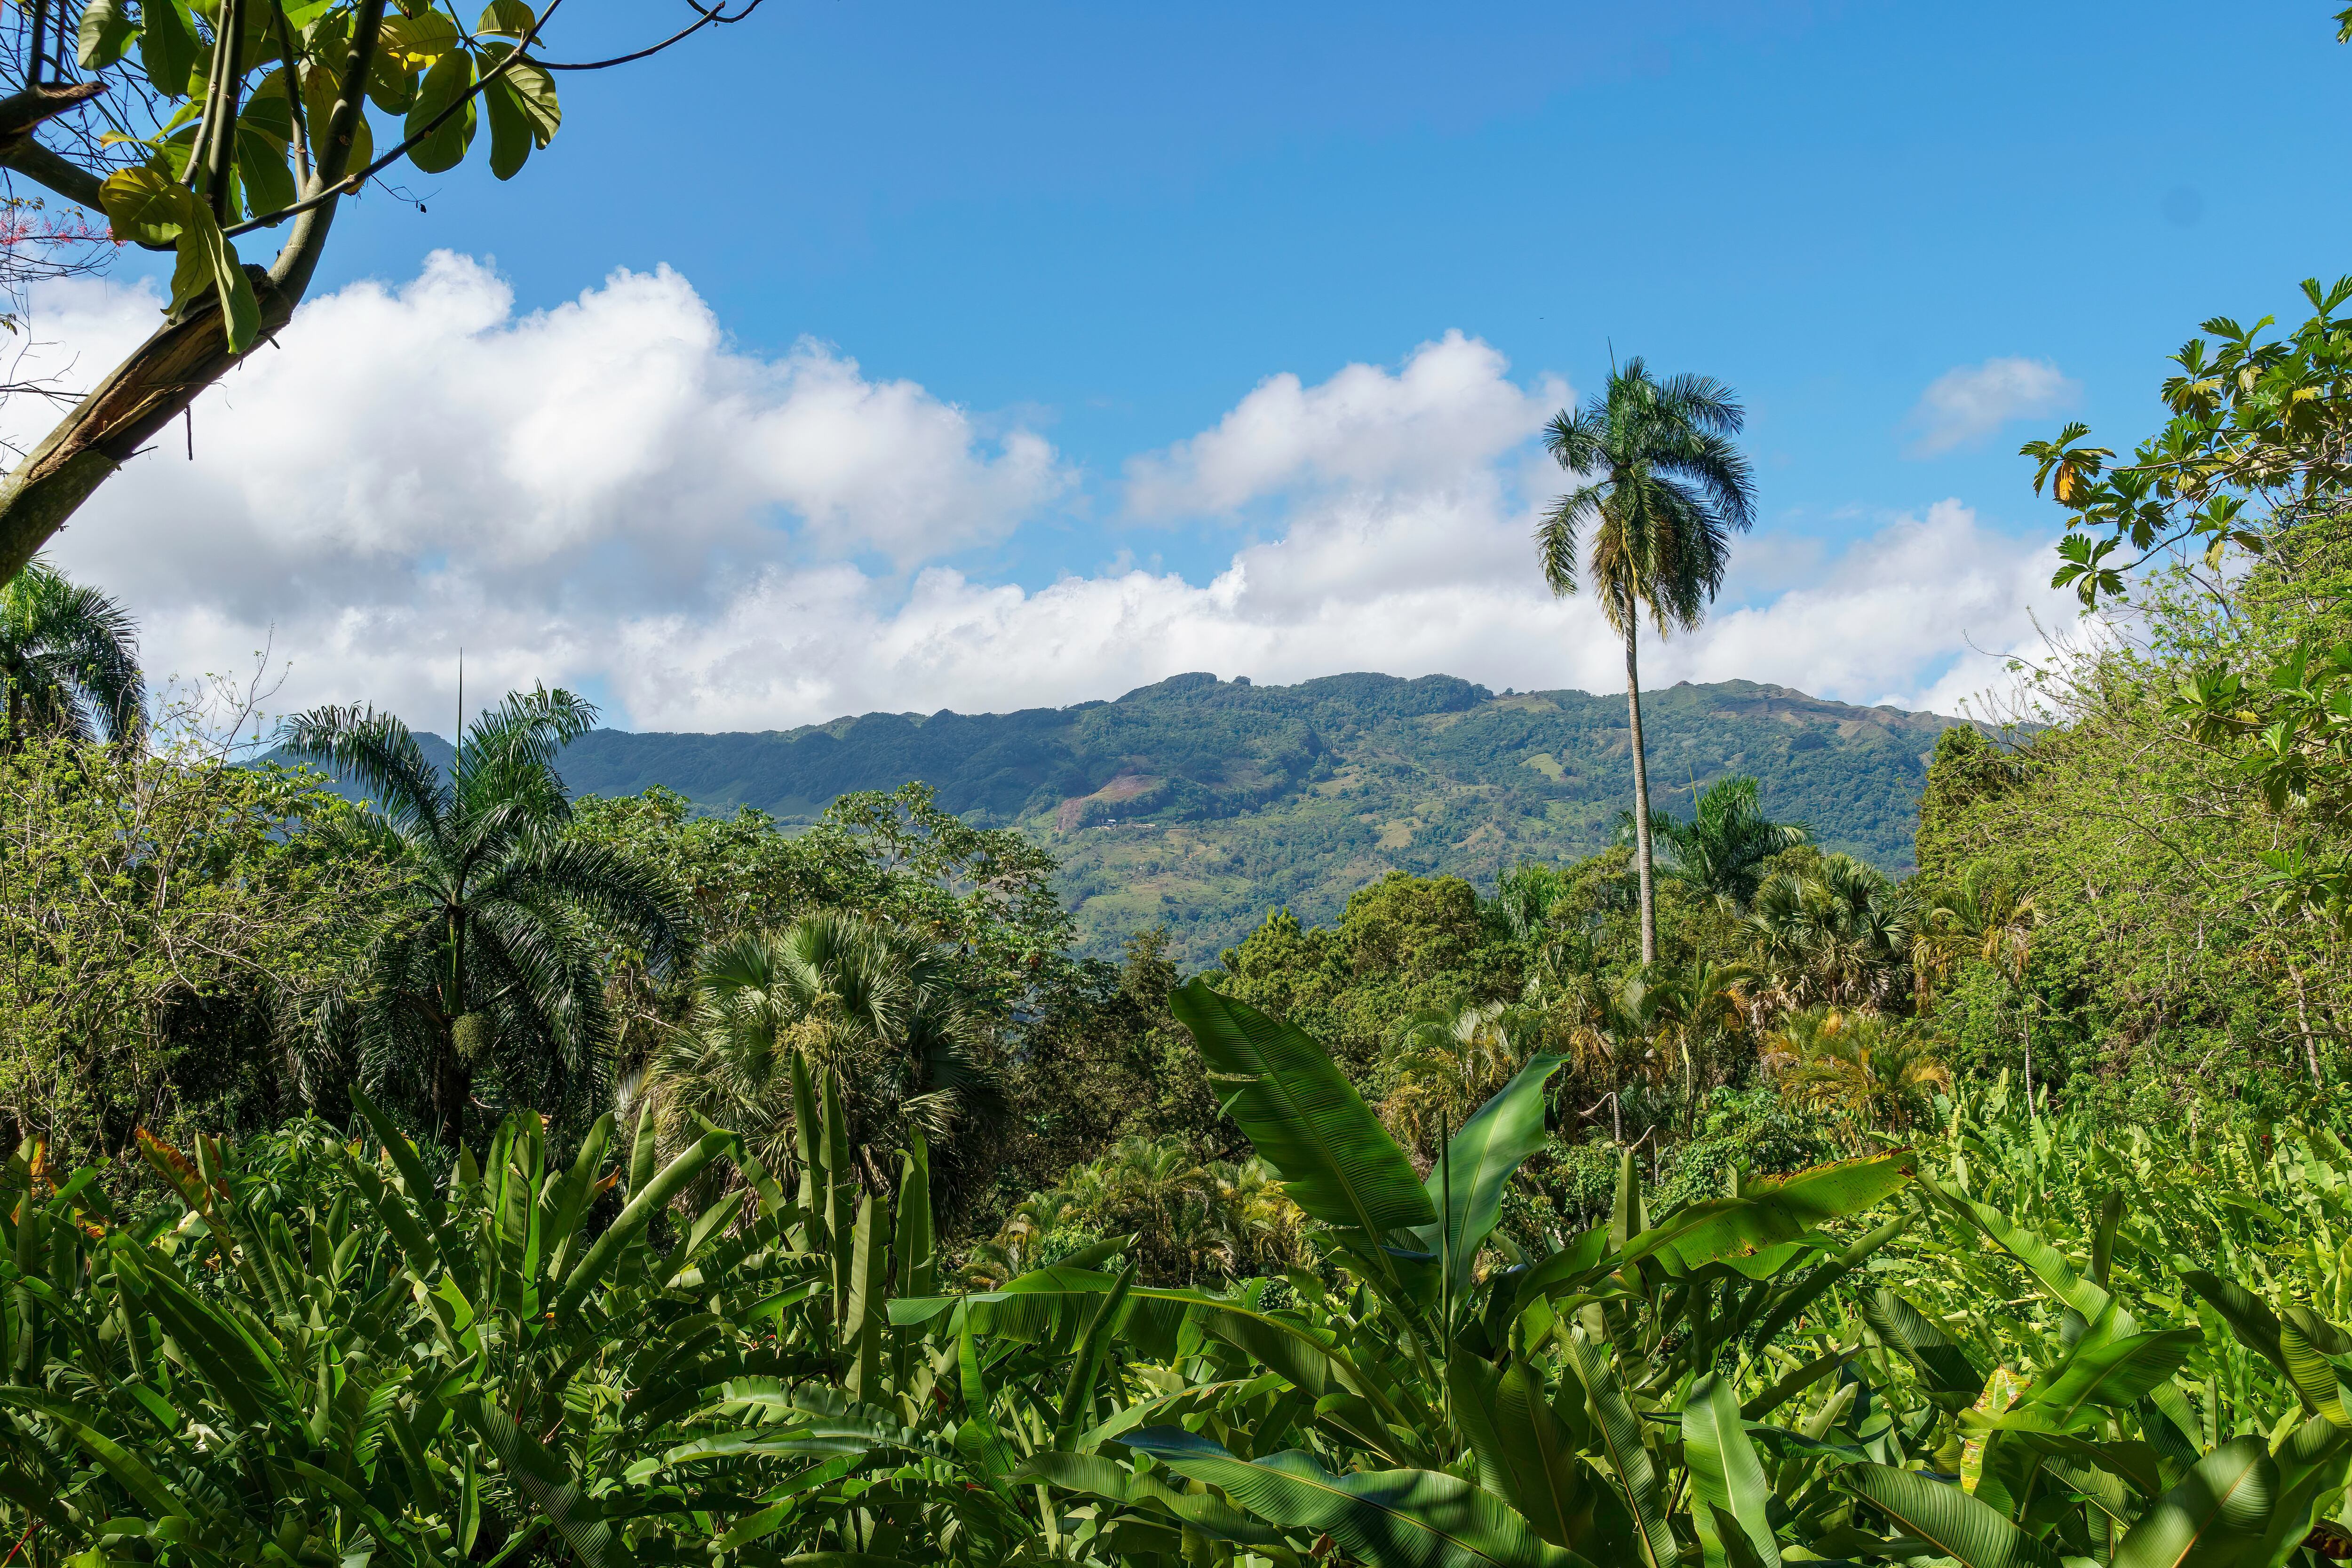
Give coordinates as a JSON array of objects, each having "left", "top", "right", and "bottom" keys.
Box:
[{"left": 292, "top": 673, "right": 1966, "bottom": 965}]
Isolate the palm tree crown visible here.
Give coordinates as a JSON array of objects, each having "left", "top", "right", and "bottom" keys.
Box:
[
  {"left": 647, "top": 911, "right": 1004, "bottom": 1208},
  {"left": 1656, "top": 775, "right": 1810, "bottom": 908},
  {"left": 1537, "top": 358, "right": 1756, "bottom": 965},
  {"left": 0, "top": 557, "right": 143, "bottom": 745},
  {"left": 280, "top": 686, "right": 682, "bottom": 1146}
]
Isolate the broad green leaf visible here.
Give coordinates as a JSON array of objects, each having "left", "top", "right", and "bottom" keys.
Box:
[
  {"left": 1126, "top": 1426, "right": 1585, "bottom": 1568},
  {"left": 2110, "top": 1438, "right": 2278, "bottom": 1568},
  {"left": 1450, "top": 1353, "right": 1588, "bottom": 1549},
  {"left": 0, "top": 1390, "right": 199, "bottom": 1524},
  {"left": 351, "top": 1085, "right": 445, "bottom": 1226},
  {"left": 1169, "top": 979, "right": 1435, "bottom": 1237},
  {"left": 1019, "top": 1450, "right": 1292, "bottom": 1548},
  {"left": 1865, "top": 1289, "right": 1986, "bottom": 1406},
  {"left": 234, "top": 122, "right": 296, "bottom": 223},
  {"left": 2181, "top": 1271, "right": 2287, "bottom": 1375},
  {"left": 78, "top": 0, "right": 137, "bottom": 70},
  {"left": 1416, "top": 1052, "right": 1566, "bottom": 1292},
  {"left": 461, "top": 1393, "right": 631, "bottom": 1568},
  {"left": 1684, "top": 1372, "right": 1781, "bottom": 1568},
  {"left": 1562, "top": 1325, "right": 1677, "bottom": 1568},
  {"left": 842, "top": 1193, "right": 888, "bottom": 1401},
  {"left": 1621, "top": 1150, "right": 1914, "bottom": 1273},
  {"left": 1930, "top": 1178, "right": 2115, "bottom": 1323},
  {"left": 477, "top": 0, "right": 534, "bottom": 34},
  {"left": 2026, "top": 1327, "right": 2200, "bottom": 1428},
  {"left": 139, "top": 0, "right": 201, "bottom": 96},
  {"left": 300, "top": 57, "right": 373, "bottom": 175},
  {"left": 1841, "top": 1463, "right": 2061, "bottom": 1568},
  {"left": 406, "top": 48, "right": 477, "bottom": 174},
  {"left": 483, "top": 72, "right": 534, "bottom": 179},
  {"left": 380, "top": 10, "right": 460, "bottom": 67},
  {"left": 893, "top": 1133, "right": 934, "bottom": 1300},
  {"left": 553, "top": 1129, "right": 732, "bottom": 1318},
  {"left": 1054, "top": 1266, "right": 1133, "bottom": 1448},
  {"left": 2280, "top": 1313, "right": 2352, "bottom": 1428},
  {"left": 99, "top": 167, "right": 198, "bottom": 248}
]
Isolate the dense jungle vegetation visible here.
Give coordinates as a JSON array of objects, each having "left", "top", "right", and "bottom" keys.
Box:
[
  {"left": 528, "top": 674, "right": 1951, "bottom": 966},
  {"left": 13, "top": 111, "right": 2352, "bottom": 1568}
]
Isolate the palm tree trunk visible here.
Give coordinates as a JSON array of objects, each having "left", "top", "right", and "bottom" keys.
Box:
[{"left": 1623, "top": 613, "right": 1659, "bottom": 965}]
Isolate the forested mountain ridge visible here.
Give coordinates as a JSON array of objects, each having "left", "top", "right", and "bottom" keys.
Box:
[{"left": 488, "top": 671, "right": 1965, "bottom": 962}]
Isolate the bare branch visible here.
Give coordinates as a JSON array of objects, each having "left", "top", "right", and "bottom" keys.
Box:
[{"left": 526, "top": 0, "right": 763, "bottom": 70}]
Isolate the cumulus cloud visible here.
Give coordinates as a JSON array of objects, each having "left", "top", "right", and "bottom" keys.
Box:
[
  {"left": 1904, "top": 356, "right": 2078, "bottom": 456},
  {"left": 1124, "top": 330, "right": 1565, "bottom": 515},
  {"left": 22, "top": 255, "right": 2068, "bottom": 733}
]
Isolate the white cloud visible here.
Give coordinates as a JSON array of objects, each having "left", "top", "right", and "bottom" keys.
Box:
[
  {"left": 1904, "top": 356, "right": 2078, "bottom": 456},
  {"left": 1124, "top": 330, "right": 1565, "bottom": 515},
  {"left": 19, "top": 256, "right": 2070, "bottom": 734}
]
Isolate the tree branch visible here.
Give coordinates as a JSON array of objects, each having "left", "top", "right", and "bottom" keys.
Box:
[
  {"left": 0, "top": 83, "right": 108, "bottom": 209},
  {"left": 526, "top": 0, "right": 762, "bottom": 70},
  {"left": 227, "top": 0, "right": 562, "bottom": 239}
]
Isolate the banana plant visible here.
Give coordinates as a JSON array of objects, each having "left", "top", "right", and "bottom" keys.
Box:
[
  {"left": 885, "top": 982, "right": 1929, "bottom": 1565},
  {"left": 0, "top": 1062, "right": 1016, "bottom": 1568}
]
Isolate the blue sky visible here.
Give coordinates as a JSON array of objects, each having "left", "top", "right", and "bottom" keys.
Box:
[{"left": 38, "top": 1, "right": 2352, "bottom": 730}]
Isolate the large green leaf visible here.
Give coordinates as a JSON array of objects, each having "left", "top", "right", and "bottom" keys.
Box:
[
  {"left": 405, "top": 47, "right": 478, "bottom": 174},
  {"left": 1020, "top": 1450, "right": 1294, "bottom": 1548},
  {"left": 1415, "top": 1053, "right": 1567, "bottom": 1291},
  {"left": 1620, "top": 1150, "right": 1914, "bottom": 1274},
  {"left": 2181, "top": 1271, "right": 2287, "bottom": 1374},
  {"left": 461, "top": 1393, "right": 630, "bottom": 1568},
  {"left": 1125, "top": 1426, "right": 1586, "bottom": 1568},
  {"left": 1053, "top": 1265, "right": 1134, "bottom": 1448},
  {"left": 552, "top": 1129, "right": 733, "bottom": 1318},
  {"left": 1684, "top": 1372, "right": 1781, "bottom": 1568},
  {"left": 1864, "top": 1289, "right": 1986, "bottom": 1407},
  {"left": 1170, "top": 979, "right": 1435, "bottom": 1237},
  {"left": 1840, "top": 1463, "right": 2061, "bottom": 1568},
  {"left": 1448, "top": 1353, "right": 1588, "bottom": 1548},
  {"left": 2025, "top": 1323, "right": 2201, "bottom": 1428},
  {"left": 138, "top": 0, "right": 200, "bottom": 95},
  {"left": 1561, "top": 1325, "right": 1677, "bottom": 1568},
  {"left": 1928, "top": 1177, "right": 2114, "bottom": 1322},
  {"left": 2109, "top": 1438, "right": 2278, "bottom": 1568},
  {"left": 841, "top": 1194, "right": 888, "bottom": 1401}
]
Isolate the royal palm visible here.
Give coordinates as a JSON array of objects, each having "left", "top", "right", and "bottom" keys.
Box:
[
  {"left": 281, "top": 686, "right": 681, "bottom": 1146},
  {"left": 0, "top": 557, "right": 143, "bottom": 745},
  {"left": 1537, "top": 361, "right": 1756, "bottom": 962}
]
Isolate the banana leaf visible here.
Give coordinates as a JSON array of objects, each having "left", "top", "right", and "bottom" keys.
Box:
[
  {"left": 1169, "top": 980, "right": 1436, "bottom": 1242},
  {"left": 1125, "top": 1425, "right": 1589, "bottom": 1568}
]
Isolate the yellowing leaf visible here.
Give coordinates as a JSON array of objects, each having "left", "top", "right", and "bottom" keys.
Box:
[
  {"left": 380, "top": 13, "right": 460, "bottom": 69},
  {"left": 99, "top": 167, "right": 197, "bottom": 247}
]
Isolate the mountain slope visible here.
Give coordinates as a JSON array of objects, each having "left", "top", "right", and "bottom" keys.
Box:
[{"left": 539, "top": 672, "right": 1963, "bottom": 963}]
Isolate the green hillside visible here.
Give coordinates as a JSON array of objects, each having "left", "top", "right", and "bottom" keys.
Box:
[{"left": 544, "top": 672, "right": 1964, "bottom": 964}]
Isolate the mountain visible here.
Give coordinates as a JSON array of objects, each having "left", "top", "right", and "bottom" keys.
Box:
[
  {"left": 542, "top": 672, "right": 1961, "bottom": 963},
  {"left": 282, "top": 673, "right": 1963, "bottom": 963}
]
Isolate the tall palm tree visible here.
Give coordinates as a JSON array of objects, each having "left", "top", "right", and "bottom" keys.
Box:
[
  {"left": 1656, "top": 775, "right": 1808, "bottom": 909},
  {"left": 1538, "top": 360, "right": 1757, "bottom": 963},
  {"left": 647, "top": 911, "right": 1004, "bottom": 1202},
  {"left": 0, "top": 556, "right": 143, "bottom": 745},
  {"left": 282, "top": 687, "right": 681, "bottom": 1147}
]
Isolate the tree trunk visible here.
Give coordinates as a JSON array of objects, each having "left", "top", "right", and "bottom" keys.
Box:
[
  {"left": 0, "top": 0, "right": 385, "bottom": 584},
  {"left": 1623, "top": 611, "right": 1658, "bottom": 965},
  {"left": 2292, "top": 963, "right": 2323, "bottom": 1086}
]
